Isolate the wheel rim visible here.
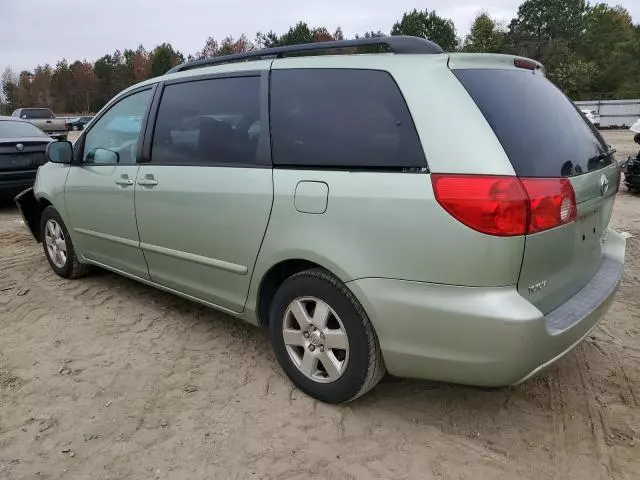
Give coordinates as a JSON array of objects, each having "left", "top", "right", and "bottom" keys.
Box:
[
  {"left": 44, "top": 219, "right": 67, "bottom": 268},
  {"left": 282, "top": 297, "right": 349, "bottom": 383}
]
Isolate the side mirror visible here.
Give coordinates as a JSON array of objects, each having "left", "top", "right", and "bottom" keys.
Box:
[
  {"left": 46, "top": 140, "right": 73, "bottom": 164},
  {"left": 86, "top": 147, "right": 119, "bottom": 164}
]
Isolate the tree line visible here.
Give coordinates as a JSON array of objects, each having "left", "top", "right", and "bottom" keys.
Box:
[{"left": 2, "top": 0, "right": 639, "bottom": 115}]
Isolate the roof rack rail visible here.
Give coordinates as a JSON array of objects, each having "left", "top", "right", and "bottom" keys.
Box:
[{"left": 167, "top": 36, "right": 443, "bottom": 74}]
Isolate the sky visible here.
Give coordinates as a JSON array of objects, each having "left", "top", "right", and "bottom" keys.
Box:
[{"left": 1, "top": 0, "right": 639, "bottom": 74}]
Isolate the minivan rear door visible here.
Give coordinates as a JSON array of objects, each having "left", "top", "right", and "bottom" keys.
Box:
[{"left": 452, "top": 64, "right": 618, "bottom": 314}]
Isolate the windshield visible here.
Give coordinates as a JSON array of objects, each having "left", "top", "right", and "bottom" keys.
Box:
[
  {"left": 0, "top": 120, "right": 48, "bottom": 138},
  {"left": 453, "top": 69, "right": 611, "bottom": 177}
]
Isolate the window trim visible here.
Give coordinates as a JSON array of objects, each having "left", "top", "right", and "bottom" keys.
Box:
[
  {"left": 73, "top": 83, "right": 158, "bottom": 165},
  {"left": 268, "top": 67, "right": 428, "bottom": 172},
  {"left": 142, "top": 70, "right": 271, "bottom": 168}
]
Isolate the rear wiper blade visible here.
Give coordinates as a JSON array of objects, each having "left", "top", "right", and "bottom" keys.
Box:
[{"left": 588, "top": 149, "right": 616, "bottom": 163}]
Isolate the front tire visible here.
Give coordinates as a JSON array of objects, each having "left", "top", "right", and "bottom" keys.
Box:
[
  {"left": 41, "top": 206, "right": 89, "bottom": 279},
  {"left": 269, "top": 268, "right": 385, "bottom": 403}
]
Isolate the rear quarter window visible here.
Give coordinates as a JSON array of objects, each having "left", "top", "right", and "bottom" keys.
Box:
[
  {"left": 270, "top": 69, "right": 426, "bottom": 169},
  {"left": 453, "top": 69, "right": 611, "bottom": 177}
]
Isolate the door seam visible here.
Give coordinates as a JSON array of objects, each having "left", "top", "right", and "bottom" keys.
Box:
[
  {"left": 132, "top": 165, "right": 151, "bottom": 279},
  {"left": 241, "top": 59, "right": 276, "bottom": 313}
]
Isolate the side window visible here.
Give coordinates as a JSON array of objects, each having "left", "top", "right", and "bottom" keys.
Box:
[
  {"left": 270, "top": 69, "right": 426, "bottom": 169},
  {"left": 151, "top": 76, "right": 261, "bottom": 166},
  {"left": 83, "top": 89, "right": 152, "bottom": 165}
]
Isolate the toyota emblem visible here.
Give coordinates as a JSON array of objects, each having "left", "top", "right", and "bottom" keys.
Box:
[
  {"left": 599, "top": 174, "right": 609, "bottom": 196},
  {"left": 15, "top": 143, "right": 24, "bottom": 152}
]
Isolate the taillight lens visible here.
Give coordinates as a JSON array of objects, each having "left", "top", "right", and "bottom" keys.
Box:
[
  {"left": 431, "top": 175, "right": 528, "bottom": 236},
  {"left": 514, "top": 58, "right": 539, "bottom": 71},
  {"left": 431, "top": 175, "right": 577, "bottom": 237},
  {"left": 519, "top": 178, "right": 576, "bottom": 233}
]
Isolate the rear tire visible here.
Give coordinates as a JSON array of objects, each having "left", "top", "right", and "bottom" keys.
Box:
[
  {"left": 269, "top": 268, "right": 385, "bottom": 403},
  {"left": 40, "top": 206, "right": 89, "bottom": 279}
]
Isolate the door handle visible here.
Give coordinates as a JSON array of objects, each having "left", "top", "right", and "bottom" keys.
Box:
[
  {"left": 115, "top": 178, "right": 134, "bottom": 186},
  {"left": 137, "top": 178, "right": 158, "bottom": 187}
]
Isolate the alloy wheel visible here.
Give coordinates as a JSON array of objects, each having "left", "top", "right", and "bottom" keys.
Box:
[
  {"left": 44, "top": 219, "right": 67, "bottom": 268},
  {"left": 282, "top": 296, "right": 349, "bottom": 383}
]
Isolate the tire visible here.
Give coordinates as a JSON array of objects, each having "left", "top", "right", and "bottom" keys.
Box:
[
  {"left": 269, "top": 268, "right": 385, "bottom": 403},
  {"left": 40, "top": 206, "right": 89, "bottom": 279}
]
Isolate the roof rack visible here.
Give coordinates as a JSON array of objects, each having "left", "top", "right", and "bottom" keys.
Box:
[{"left": 167, "top": 36, "right": 443, "bottom": 74}]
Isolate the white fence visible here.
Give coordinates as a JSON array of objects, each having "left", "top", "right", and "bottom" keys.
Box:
[{"left": 575, "top": 99, "right": 640, "bottom": 129}]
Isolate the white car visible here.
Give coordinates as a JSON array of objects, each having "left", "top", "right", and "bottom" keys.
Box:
[{"left": 581, "top": 109, "right": 601, "bottom": 127}]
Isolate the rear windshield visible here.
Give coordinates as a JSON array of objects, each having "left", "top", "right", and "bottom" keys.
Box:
[
  {"left": 20, "top": 108, "right": 55, "bottom": 119},
  {"left": 0, "top": 120, "right": 47, "bottom": 138},
  {"left": 453, "top": 69, "right": 611, "bottom": 177}
]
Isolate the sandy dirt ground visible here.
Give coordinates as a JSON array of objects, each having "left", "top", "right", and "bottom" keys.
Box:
[{"left": 1, "top": 131, "right": 639, "bottom": 480}]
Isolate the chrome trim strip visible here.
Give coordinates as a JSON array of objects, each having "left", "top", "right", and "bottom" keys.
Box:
[
  {"left": 74, "top": 227, "right": 248, "bottom": 275},
  {"left": 140, "top": 242, "right": 248, "bottom": 275},
  {"left": 74, "top": 228, "right": 139, "bottom": 248}
]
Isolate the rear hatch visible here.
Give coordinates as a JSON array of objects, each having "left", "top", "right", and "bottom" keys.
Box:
[
  {"left": 0, "top": 138, "right": 49, "bottom": 172},
  {"left": 452, "top": 62, "right": 618, "bottom": 314}
]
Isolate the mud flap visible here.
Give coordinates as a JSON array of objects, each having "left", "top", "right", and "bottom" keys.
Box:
[{"left": 14, "top": 187, "right": 42, "bottom": 242}]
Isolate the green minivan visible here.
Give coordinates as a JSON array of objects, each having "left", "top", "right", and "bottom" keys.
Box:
[{"left": 16, "top": 37, "right": 626, "bottom": 403}]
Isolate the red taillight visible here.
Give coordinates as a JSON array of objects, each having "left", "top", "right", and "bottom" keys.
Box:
[
  {"left": 431, "top": 175, "right": 577, "bottom": 237},
  {"left": 514, "top": 58, "right": 539, "bottom": 71},
  {"left": 431, "top": 175, "right": 528, "bottom": 236},
  {"left": 519, "top": 178, "right": 576, "bottom": 233}
]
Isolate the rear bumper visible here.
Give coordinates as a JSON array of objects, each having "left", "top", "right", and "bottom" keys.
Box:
[
  {"left": 0, "top": 171, "right": 37, "bottom": 196},
  {"left": 347, "top": 228, "right": 626, "bottom": 387}
]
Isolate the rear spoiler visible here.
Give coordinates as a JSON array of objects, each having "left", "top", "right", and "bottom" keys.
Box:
[{"left": 447, "top": 53, "right": 545, "bottom": 75}]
